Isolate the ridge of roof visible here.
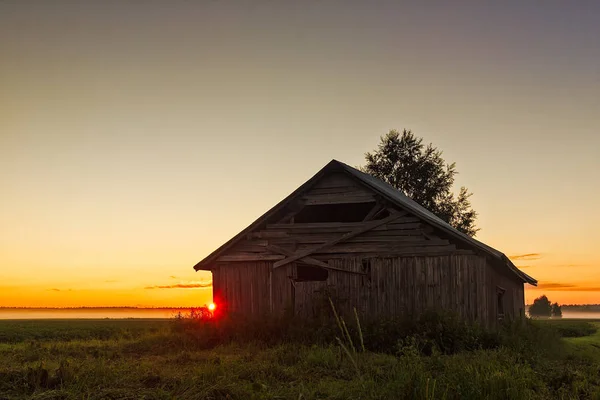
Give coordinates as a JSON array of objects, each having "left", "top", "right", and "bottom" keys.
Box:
[{"left": 194, "top": 159, "right": 537, "bottom": 286}]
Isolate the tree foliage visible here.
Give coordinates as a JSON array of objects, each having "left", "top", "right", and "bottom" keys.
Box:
[
  {"left": 362, "top": 129, "right": 478, "bottom": 236},
  {"left": 552, "top": 302, "right": 563, "bottom": 318},
  {"left": 529, "top": 295, "right": 553, "bottom": 318}
]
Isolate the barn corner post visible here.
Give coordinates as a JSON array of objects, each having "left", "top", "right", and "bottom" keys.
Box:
[{"left": 192, "top": 160, "right": 536, "bottom": 327}]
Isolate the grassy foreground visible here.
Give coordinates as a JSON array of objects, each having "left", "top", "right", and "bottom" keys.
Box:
[{"left": 1, "top": 318, "right": 600, "bottom": 399}]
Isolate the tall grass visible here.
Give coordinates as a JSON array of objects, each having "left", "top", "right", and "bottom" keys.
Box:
[{"left": 168, "top": 304, "right": 567, "bottom": 359}]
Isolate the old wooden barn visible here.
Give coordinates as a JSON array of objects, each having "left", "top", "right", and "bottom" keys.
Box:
[{"left": 194, "top": 160, "right": 536, "bottom": 327}]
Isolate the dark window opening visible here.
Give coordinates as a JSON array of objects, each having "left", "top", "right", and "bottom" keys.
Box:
[
  {"left": 361, "top": 259, "right": 372, "bottom": 288},
  {"left": 296, "top": 264, "right": 329, "bottom": 282},
  {"left": 497, "top": 287, "right": 506, "bottom": 320},
  {"left": 294, "top": 202, "right": 381, "bottom": 223}
]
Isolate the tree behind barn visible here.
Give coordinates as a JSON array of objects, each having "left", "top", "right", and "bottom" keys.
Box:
[
  {"left": 362, "top": 129, "right": 479, "bottom": 236},
  {"left": 529, "top": 295, "right": 553, "bottom": 317}
]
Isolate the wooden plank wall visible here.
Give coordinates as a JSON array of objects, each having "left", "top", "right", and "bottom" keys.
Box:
[
  {"left": 272, "top": 264, "right": 294, "bottom": 316},
  {"left": 212, "top": 262, "right": 271, "bottom": 315},
  {"left": 293, "top": 259, "right": 365, "bottom": 318},
  {"left": 307, "top": 255, "right": 492, "bottom": 325},
  {"left": 212, "top": 255, "right": 525, "bottom": 328},
  {"left": 213, "top": 261, "right": 294, "bottom": 317},
  {"left": 289, "top": 254, "right": 524, "bottom": 329}
]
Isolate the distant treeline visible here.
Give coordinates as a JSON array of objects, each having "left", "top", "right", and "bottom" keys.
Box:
[
  {"left": 525, "top": 304, "right": 600, "bottom": 312},
  {"left": 561, "top": 305, "right": 600, "bottom": 312}
]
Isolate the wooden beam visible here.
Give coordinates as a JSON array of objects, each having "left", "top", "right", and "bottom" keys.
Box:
[
  {"left": 273, "top": 212, "right": 404, "bottom": 269},
  {"left": 310, "top": 248, "right": 473, "bottom": 260},
  {"left": 344, "top": 236, "right": 441, "bottom": 243},
  {"left": 237, "top": 239, "right": 268, "bottom": 246},
  {"left": 361, "top": 230, "right": 425, "bottom": 238},
  {"left": 364, "top": 229, "right": 425, "bottom": 237},
  {"left": 267, "top": 244, "right": 367, "bottom": 275},
  {"left": 302, "top": 193, "right": 375, "bottom": 205},
  {"left": 249, "top": 231, "right": 289, "bottom": 239},
  {"left": 267, "top": 244, "right": 327, "bottom": 267},
  {"left": 267, "top": 217, "right": 416, "bottom": 230},
  {"left": 217, "top": 254, "right": 286, "bottom": 262},
  {"left": 267, "top": 221, "right": 365, "bottom": 230},
  {"left": 306, "top": 186, "right": 364, "bottom": 195},
  {"left": 272, "top": 233, "right": 427, "bottom": 245},
  {"left": 232, "top": 244, "right": 270, "bottom": 253},
  {"left": 378, "top": 221, "right": 421, "bottom": 229},
  {"left": 362, "top": 203, "right": 382, "bottom": 222},
  {"left": 265, "top": 223, "right": 422, "bottom": 236},
  {"left": 293, "top": 242, "right": 454, "bottom": 254}
]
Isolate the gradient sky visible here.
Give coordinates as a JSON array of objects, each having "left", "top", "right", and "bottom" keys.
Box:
[{"left": 1, "top": 1, "right": 599, "bottom": 307}]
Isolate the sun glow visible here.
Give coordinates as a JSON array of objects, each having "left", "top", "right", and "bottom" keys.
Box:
[{"left": 208, "top": 303, "right": 216, "bottom": 311}]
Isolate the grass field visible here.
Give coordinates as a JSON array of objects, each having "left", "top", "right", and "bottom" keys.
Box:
[
  {"left": 561, "top": 320, "right": 600, "bottom": 364},
  {"left": 1, "top": 317, "right": 600, "bottom": 400}
]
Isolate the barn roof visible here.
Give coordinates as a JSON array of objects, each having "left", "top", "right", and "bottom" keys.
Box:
[{"left": 194, "top": 159, "right": 537, "bottom": 286}]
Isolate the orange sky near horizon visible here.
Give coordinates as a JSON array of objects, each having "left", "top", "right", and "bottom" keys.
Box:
[{"left": 1, "top": 1, "right": 599, "bottom": 308}]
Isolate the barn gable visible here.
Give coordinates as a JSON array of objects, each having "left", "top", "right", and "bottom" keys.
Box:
[{"left": 194, "top": 160, "right": 536, "bottom": 287}]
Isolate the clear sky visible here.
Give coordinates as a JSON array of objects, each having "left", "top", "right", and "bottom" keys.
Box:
[{"left": 1, "top": 1, "right": 599, "bottom": 307}]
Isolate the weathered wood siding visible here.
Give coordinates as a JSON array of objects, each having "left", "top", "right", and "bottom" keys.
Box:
[
  {"left": 272, "top": 264, "right": 294, "bottom": 316},
  {"left": 288, "top": 255, "right": 526, "bottom": 328},
  {"left": 212, "top": 254, "right": 526, "bottom": 328},
  {"left": 302, "top": 172, "right": 376, "bottom": 205},
  {"left": 212, "top": 262, "right": 271, "bottom": 316},
  {"left": 212, "top": 262, "right": 294, "bottom": 316},
  {"left": 290, "top": 255, "right": 489, "bottom": 324}
]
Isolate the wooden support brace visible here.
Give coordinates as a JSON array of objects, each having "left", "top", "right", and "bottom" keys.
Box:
[
  {"left": 267, "top": 244, "right": 366, "bottom": 275},
  {"left": 272, "top": 211, "right": 404, "bottom": 269},
  {"left": 362, "top": 203, "right": 382, "bottom": 222}
]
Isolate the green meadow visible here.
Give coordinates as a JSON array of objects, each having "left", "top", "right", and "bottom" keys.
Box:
[{"left": 1, "top": 317, "right": 600, "bottom": 400}]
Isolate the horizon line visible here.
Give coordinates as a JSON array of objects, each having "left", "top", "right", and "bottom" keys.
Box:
[{"left": 0, "top": 306, "right": 209, "bottom": 310}]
